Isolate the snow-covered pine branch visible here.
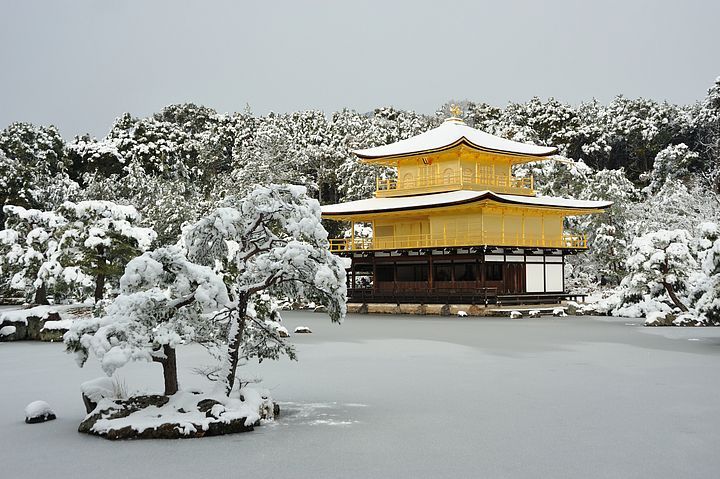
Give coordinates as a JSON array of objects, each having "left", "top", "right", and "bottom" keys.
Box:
[
  {"left": 184, "top": 184, "right": 346, "bottom": 394},
  {"left": 66, "top": 184, "right": 346, "bottom": 397}
]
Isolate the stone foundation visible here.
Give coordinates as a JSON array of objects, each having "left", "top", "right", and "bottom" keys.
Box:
[{"left": 346, "top": 303, "right": 569, "bottom": 318}]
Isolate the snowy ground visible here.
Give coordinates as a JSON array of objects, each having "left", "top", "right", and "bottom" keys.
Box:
[{"left": 1, "top": 311, "right": 720, "bottom": 478}]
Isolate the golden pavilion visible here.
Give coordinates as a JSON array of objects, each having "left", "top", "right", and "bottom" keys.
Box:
[{"left": 321, "top": 108, "right": 612, "bottom": 305}]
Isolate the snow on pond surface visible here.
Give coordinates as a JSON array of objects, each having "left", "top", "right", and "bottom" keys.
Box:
[{"left": 1, "top": 312, "right": 720, "bottom": 478}]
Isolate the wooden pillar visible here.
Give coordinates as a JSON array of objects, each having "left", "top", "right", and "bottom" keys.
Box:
[
  {"left": 428, "top": 255, "right": 434, "bottom": 292},
  {"left": 351, "top": 220, "right": 355, "bottom": 250}
]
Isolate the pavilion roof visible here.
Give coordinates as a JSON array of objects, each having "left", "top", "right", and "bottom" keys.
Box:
[
  {"left": 321, "top": 190, "right": 612, "bottom": 218},
  {"left": 353, "top": 118, "right": 558, "bottom": 161}
]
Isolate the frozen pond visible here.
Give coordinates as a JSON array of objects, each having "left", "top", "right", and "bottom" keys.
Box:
[{"left": 1, "top": 312, "right": 719, "bottom": 478}]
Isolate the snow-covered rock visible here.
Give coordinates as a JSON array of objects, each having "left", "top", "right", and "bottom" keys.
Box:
[
  {"left": 0, "top": 305, "right": 58, "bottom": 325},
  {"left": 673, "top": 313, "right": 701, "bottom": 327},
  {"left": 457, "top": 310, "right": 468, "bottom": 317},
  {"left": 276, "top": 326, "right": 290, "bottom": 338},
  {"left": 510, "top": 311, "right": 522, "bottom": 319},
  {"left": 644, "top": 311, "right": 673, "bottom": 326},
  {"left": 78, "top": 389, "right": 274, "bottom": 439},
  {"left": 552, "top": 307, "right": 567, "bottom": 317},
  {"left": 529, "top": 310, "right": 542, "bottom": 318},
  {"left": 81, "top": 377, "right": 116, "bottom": 403},
  {"left": 0, "top": 325, "right": 17, "bottom": 340},
  {"left": 294, "top": 326, "right": 312, "bottom": 334},
  {"left": 40, "top": 319, "right": 75, "bottom": 341},
  {"left": 80, "top": 377, "right": 118, "bottom": 413},
  {"left": 24, "top": 400, "right": 56, "bottom": 424}
]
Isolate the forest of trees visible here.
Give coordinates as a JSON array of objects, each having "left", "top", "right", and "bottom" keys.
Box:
[{"left": 1, "top": 76, "right": 719, "bottom": 322}]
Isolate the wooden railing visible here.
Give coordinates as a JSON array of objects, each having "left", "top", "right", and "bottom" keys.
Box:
[
  {"left": 375, "top": 171, "right": 534, "bottom": 197},
  {"left": 328, "top": 232, "right": 587, "bottom": 252}
]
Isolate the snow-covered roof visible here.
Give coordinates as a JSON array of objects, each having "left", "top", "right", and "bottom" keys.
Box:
[
  {"left": 321, "top": 190, "right": 612, "bottom": 217},
  {"left": 353, "top": 119, "right": 558, "bottom": 160}
]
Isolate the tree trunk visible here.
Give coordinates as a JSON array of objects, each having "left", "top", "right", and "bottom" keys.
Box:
[
  {"left": 34, "top": 283, "right": 49, "bottom": 305},
  {"left": 662, "top": 280, "right": 689, "bottom": 312},
  {"left": 94, "top": 273, "right": 105, "bottom": 303},
  {"left": 661, "top": 260, "right": 689, "bottom": 312},
  {"left": 94, "top": 246, "right": 106, "bottom": 303},
  {"left": 224, "top": 296, "right": 248, "bottom": 396},
  {"left": 160, "top": 345, "right": 179, "bottom": 396}
]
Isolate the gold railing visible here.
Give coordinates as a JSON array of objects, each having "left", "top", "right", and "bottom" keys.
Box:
[
  {"left": 376, "top": 172, "right": 534, "bottom": 197},
  {"left": 329, "top": 232, "right": 587, "bottom": 252}
]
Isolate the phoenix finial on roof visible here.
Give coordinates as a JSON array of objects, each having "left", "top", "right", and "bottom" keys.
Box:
[{"left": 449, "top": 104, "right": 462, "bottom": 117}]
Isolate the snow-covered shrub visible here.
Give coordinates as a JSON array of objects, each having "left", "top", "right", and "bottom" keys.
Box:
[
  {"left": 58, "top": 200, "right": 157, "bottom": 302},
  {"left": 620, "top": 229, "right": 696, "bottom": 313},
  {"left": 0, "top": 205, "right": 68, "bottom": 304},
  {"left": 643, "top": 144, "right": 700, "bottom": 194},
  {"left": 691, "top": 223, "right": 720, "bottom": 325}
]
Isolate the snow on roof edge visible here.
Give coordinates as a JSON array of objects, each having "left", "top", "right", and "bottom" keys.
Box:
[
  {"left": 321, "top": 190, "right": 612, "bottom": 216},
  {"left": 352, "top": 121, "right": 558, "bottom": 160}
]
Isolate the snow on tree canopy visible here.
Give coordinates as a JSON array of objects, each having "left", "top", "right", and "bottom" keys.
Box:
[
  {"left": 60, "top": 201, "right": 155, "bottom": 251},
  {"left": 66, "top": 185, "right": 346, "bottom": 395},
  {"left": 65, "top": 246, "right": 231, "bottom": 375},
  {"left": 184, "top": 184, "right": 346, "bottom": 322}
]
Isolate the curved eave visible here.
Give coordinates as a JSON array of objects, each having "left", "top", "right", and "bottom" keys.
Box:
[
  {"left": 321, "top": 192, "right": 612, "bottom": 220},
  {"left": 354, "top": 137, "right": 558, "bottom": 163}
]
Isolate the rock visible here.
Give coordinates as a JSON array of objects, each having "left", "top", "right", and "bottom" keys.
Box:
[
  {"left": 0, "top": 321, "right": 27, "bottom": 340},
  {"left": 197, "top": 398, "right": 222, "bottom": 415},
  {"left": 79, "top": 394, "right": 258, "bottom": 440},
  {"left": 529, "top": 310, "right": 542, "bottom": 318},
  {"left": 82, "top": 393, "right": 98, "bottom": 414},
  {"left": 294, "top": 326, "right": 312, "bottom": 334},
  {"left": 276, "top": 327, "right": 290, "bottom": 338},
  {"left": 204, "top": 417, "right": 255, "bottom": 437},
  {"left": 552, "top": 307, "right": 567, "bottom": 317},
  {"left": 80, "top": 377, "right": 116, "bottom": 413},
  {"left": 25, "top": 400, "right": 56, "bottom": 424},
  {"left": 440, "top": 304, "right": 452, "bottom": 316},
  {"left": 467, "top": 304, "right": 486, "bottom": 316},
  {"left": 26, "top": 316, "right": 45, "bottom": 340},
  {"left": 399, "top": 304, "right": 424, "bottom": 315},
  {"left": 0, "top": 325, "right": 18, "bottom": 341},
  {"left": 79, "top": 394, "right": 170, "bottom": 434},
  {"left": 457, "top": 310, "right": 468, "bottom": 317},
  {"left": 39, "top": 326, "right": 66, "bottom": 342},
  {"left": 644, "top": 311, "right": 675, "bottom": 326},
  {"left": 510, "top": 310, "right": 523, "bottom": 319},
  {"left": 672, "top": 313, "right": 697, "bottom": 326},
  {"left": 565, "top": 302, "right": 580, "bottom": 315}
]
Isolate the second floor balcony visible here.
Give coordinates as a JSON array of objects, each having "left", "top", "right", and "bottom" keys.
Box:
[
  {"left": 376, "top": 171, "right": 535, "bottom": 198},
  {"left": 329, "top": 231, "right": 587, "bottom": 253}
]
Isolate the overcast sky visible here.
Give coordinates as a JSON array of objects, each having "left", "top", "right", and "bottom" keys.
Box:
[{"left": 1, "top": 0, "right": 719, "bottom": 138}]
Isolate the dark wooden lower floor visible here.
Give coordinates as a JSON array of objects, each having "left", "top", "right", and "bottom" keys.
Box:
[{"left": 344, "top": 247, "right": 574, "bottom": 305}]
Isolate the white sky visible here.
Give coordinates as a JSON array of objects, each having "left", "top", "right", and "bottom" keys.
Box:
[{"left": 1, "top": 0, "right": 718, "bottom": 138}]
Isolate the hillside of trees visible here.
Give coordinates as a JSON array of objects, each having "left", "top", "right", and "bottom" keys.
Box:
[{"left": 1, "top": 77, "right": 719, "bottom": 319}]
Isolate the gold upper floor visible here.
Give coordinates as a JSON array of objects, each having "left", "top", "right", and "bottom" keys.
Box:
[{"left": 372, "top": 146, "right": 537, "bottom": 198}]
